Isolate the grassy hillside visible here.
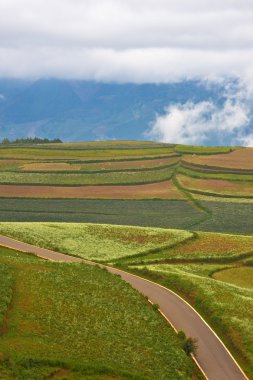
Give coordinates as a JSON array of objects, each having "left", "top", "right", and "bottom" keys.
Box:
[{"left": 0, "top": 246, "right": 197, "bottom": 380}]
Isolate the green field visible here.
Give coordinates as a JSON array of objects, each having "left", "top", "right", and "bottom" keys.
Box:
[{"left": 0, "top": 247, "right": 196, "bottom": 380}]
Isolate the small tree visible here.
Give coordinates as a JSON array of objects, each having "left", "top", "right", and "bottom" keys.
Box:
[
  {"left": 178, "top": 330, "right": 198, "bottom": 356},
  {"left": 1, "top": 138, "right": 10, "bottom": 145},
  {"left": 183, "top": 337, "right": 198, "bottom": 356}
]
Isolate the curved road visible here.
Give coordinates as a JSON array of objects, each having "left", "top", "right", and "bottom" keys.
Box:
[{"left": 0, "top": 234, "right": 248, "bottom": 380}]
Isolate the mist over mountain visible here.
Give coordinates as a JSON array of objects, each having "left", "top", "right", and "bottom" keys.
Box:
[{"left": 0, "top": 79, "right": 222, "bottom": 142}]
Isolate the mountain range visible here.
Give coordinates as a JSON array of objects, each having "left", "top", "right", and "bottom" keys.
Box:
[{"left": 0, "top": 79, "right": 219, "bottom": 142}]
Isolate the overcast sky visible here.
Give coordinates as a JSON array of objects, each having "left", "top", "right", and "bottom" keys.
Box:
[
  {"left": 0, "top": 0, "right": 253, "bottom": 82},
  {"left": 0, "top": 0, "right": 253, "bottom": 145}
]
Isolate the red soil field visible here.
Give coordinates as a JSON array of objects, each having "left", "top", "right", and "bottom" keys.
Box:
[
  {"left": 0, "top": 180, "right": 185, "bottom": 199},
  {"left": 178, "top": 175, "right": 253, "bottom": 197},
  {"left": 184, "top": 148, "right": 253, "bottom": 170}
]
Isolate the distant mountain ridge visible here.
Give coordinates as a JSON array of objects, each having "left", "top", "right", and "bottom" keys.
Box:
[{"left": 0, "top": 79, "right": 219, "bottom": 142}]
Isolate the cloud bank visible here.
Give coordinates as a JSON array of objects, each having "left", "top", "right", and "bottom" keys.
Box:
[
  {"left": 147, "top": 81, "right": 253, "bottom": 146},
  {"left": 0, "top": 0, "right": 253, "bottom": 82}
]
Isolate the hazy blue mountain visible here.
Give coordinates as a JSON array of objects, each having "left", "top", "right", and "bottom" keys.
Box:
[{"left": 0, "top": 79, "right": 220, "bottom": 142}]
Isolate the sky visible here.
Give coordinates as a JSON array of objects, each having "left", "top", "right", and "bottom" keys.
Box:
[{"left": 0, "top": 0, "right": 253, "bottom": 145}]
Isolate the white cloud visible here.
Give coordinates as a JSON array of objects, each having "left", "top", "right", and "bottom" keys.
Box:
[
  {"left": 146, "top": 81, "right": 252, "bottom": 146},
  {"left": 239, "top": 134, "right": 253, "bottom": 147},
  {"left": 0, "top": 1, "right": 253, "bottom": 82}
]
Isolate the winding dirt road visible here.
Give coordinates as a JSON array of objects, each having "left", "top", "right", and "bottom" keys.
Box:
[{"left": 0, "top": 234, "right": 248, "bottom": 380}]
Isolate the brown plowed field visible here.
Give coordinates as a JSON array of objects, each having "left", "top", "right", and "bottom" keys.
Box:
[
  {"left": 178, "top": 175, "right": 253, "bottom": 197},
  {"left": 0, "top": 180, "right": 185, "bottom": 199},
  {"left": 184, "top": 148, "right": 253, "bottom": 170}
]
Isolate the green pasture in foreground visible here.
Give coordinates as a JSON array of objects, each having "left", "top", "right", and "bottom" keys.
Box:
[
  {"left": 0, "top": 222, "right": 191, "bottom": 262},
  {"left": 0, "top": 264, "right": 12, "bottom": 328},
  {"left": 0, "top": 247, "right": 196, "bottom": 380}
]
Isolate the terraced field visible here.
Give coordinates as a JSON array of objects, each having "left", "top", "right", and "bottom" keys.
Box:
[
  {"left": 0, "top": 141, "right": 252, "bottom": 233},
  {"left": 0, "top": 140, "right": 252, "bottom": 377},
  {"left": 177, "top": 175, "right": 253, "bottom": 198},
  {"left": 183, "top": 148, "right": 253, "bottom": 170}
]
